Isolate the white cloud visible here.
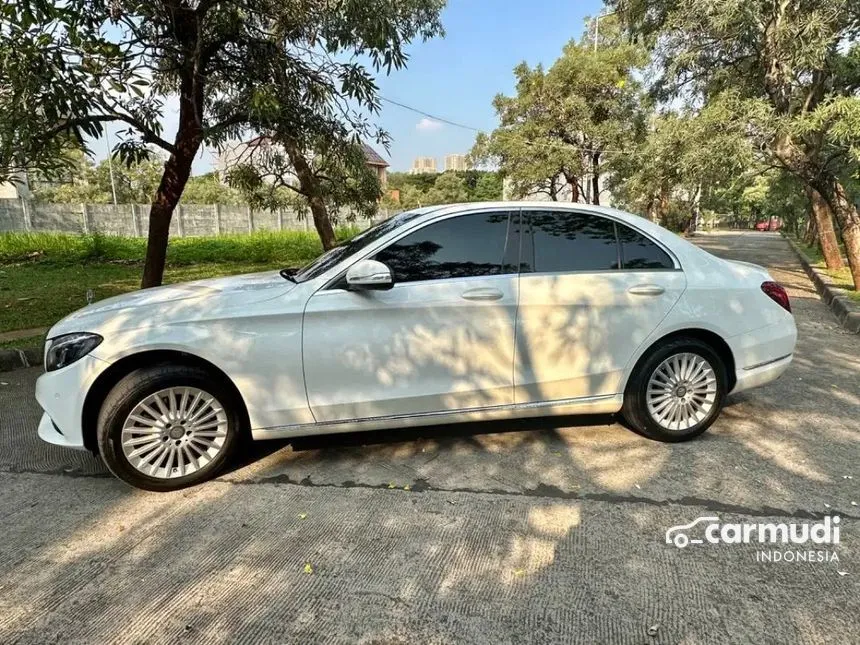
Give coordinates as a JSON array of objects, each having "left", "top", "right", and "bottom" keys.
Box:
[{"left": 416, "top": 117, "right": 443, "bottom": 132}]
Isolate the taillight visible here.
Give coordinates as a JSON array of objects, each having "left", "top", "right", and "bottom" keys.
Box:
[{"left": 761, "top": 281, "right": 791, "bottom": 313}]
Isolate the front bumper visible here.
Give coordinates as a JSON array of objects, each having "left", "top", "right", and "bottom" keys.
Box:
[{"left": 35, "top": 353, "right": 109, "bottom": 450}]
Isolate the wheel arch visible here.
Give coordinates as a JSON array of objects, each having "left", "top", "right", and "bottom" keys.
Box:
[
  {"left": 81, "top": 349, "right": 251, "bottom": 454},
  {"left": 625, "top": 328, "right": 736, "bottom": 394}
]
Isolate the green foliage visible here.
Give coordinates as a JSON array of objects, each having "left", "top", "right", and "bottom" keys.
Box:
[
  {"left": 181, "top": 173, "right": 244, "bottom": 205},
  {"left": 471, "top": 23, "right": 646, "bottom": 201},
  {"left": 227, "top": 140, "right": 381, "bottom": 222},
  {"left": 386, "top": 170, "right": 503, "bottom": 206},
  {"left": 33, "top": 154, "right": 165, "bottom": 204}
]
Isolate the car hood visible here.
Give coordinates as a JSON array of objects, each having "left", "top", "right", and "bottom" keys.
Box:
[{"left": 48, "top": 270, "right": 295, "bottom": 337}]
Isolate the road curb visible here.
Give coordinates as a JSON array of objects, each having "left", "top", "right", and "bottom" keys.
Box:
[
  {"left": 0, "top": 346, "right": 41, "bottom": 372},
  {"left": 783, "top": 235, "right": 860, "bottom": 334}
]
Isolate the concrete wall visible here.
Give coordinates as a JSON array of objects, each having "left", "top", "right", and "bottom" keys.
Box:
[{"left": 0, "top": 200, "right": 397, "bottom": 237}]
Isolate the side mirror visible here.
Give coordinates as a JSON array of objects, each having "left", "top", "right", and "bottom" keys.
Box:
[{"left": 345, "top": 259, "right": 393, "bottom": 290}]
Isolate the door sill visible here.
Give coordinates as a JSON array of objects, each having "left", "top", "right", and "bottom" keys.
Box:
[{"left": 252, "top": 393, "right": 623, "bottom": 441}]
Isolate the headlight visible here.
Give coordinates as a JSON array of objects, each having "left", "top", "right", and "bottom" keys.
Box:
[{"left": 45, "top": 333, "right": 103, "bottom": 372}]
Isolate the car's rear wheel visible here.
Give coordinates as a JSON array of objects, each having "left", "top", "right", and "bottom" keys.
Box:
[
  {"left": 97, "top": 364, "right": 243, "bottom": 491},
  {"left": 621, "top": 337, "right": 727, "bottom": 442}
]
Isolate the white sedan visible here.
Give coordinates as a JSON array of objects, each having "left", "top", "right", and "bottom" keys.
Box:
[{"left": 36, "top": 203, "right": 797, "bottom": 490}]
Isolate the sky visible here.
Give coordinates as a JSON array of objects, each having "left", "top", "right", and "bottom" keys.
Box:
[{"left": 95, "top": 0, "right": 605, "bottom": 175}]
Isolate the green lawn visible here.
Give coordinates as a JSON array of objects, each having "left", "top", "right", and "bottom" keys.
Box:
[
  {"left": 791, "top": 237, "right": 860, "bottom": 303},
  {"left": 0, "top": 230, "right": 353, "bottom": 348}
]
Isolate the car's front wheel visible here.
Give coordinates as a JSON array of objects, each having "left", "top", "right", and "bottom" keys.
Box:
[
  {"left": 97, "top": 364, "right": 243, "bottom": 491},
  {"left": 622, "top": 338, "right": 727, "bottom": 442}
]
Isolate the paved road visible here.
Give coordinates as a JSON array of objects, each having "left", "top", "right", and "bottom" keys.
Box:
[{"left": 0, "top": 232, "right": 857, "bottom": 644}]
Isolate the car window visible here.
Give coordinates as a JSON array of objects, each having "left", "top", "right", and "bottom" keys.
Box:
[
  {"left": 291, "top": 206, "right": 441, "bottom": 283},
  {"left": 615, "top": 222, "right": 675, "bottom": 270},
  {"left": 373, "top": 211, "right": 515, "bottom": 283},
  {"left": 526, "top": 211, "right": 620, "bottom": 273}
]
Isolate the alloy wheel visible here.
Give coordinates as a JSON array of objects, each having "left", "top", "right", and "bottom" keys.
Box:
[
  {"left": 645, "top": 352, "right": 717, "bottom": 431},
  {"left": 120, "top": 387, "right": 229, "bottom": 479}
]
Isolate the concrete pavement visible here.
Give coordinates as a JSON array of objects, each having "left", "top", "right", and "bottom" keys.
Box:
[{"left": 0, "top": 231, "right": 857, "bottom": 644}]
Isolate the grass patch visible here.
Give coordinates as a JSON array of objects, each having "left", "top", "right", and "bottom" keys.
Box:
[
  {"left": 0, "top": 228, "right": 363, "bottom": 338},
  {"left": 0, "top": 228, "right": 359, "bottom": 267},
  {"left": 787, "top": 235, "right": 860, "bottom": 303},
  {"left": 0, "top": 334, "right": 43, "bottom": 350}
]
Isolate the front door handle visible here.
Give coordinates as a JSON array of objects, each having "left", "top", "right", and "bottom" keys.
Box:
[
  {"left": 628, "top": 284, "right": 665, "bottom": 296},
  {"left": 461, "top": 288, "right": 504, "bottom": 301}
]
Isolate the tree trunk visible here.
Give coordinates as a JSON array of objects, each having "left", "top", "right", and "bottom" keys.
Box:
[
  {"left": 591, "top": 152, "right": 600, "bottom": 205},
  {"left": 812, "top": 176, "right": 860, "bottom": 289},
  {"left": 804, "top": 185, "right": 844, "bottom": 270},
  {"left": 141, "top": 71, "right": 203, "bottom": 288},
  {"left": 657, "top": 178, "right": 670, "bottom": 227},
  {"left": 803, "top": 213, "right": 816, "bottom": 246},
  {"left": 284, "top": 140, "right": 336, "bottom": 250}
]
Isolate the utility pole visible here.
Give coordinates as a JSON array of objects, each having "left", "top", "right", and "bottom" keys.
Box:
[
  {"left": 593, "top": 10, "right": 618, "bottom": 51},
  {"left": 105, "top": 134, "right": 118, "bottom": 206}
]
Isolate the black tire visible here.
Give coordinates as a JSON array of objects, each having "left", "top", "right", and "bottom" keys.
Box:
[
  {"left": 621, "top": 337, "right": 727, "bottom": 442},
  {"left": 97, "top": 364, "right": 244, "bottom": 491}
]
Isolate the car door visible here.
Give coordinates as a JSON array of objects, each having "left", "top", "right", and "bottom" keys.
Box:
[
  {"left": 302, "top": 210, "right": 520, "bottom": 423},
  {"left": 514, "top": 209, "right": 686, "bottom": 403}
]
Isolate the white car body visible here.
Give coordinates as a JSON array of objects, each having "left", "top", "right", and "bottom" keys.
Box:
[{"left": 36, "top": 202, "right": 797, "bottom": 453}]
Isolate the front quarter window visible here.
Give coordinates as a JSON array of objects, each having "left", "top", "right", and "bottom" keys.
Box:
[{"left": 290, "top": 207, "right": 438, "bottom": 283}]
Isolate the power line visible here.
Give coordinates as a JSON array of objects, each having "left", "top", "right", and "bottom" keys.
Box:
[
  {"left": 379, "top": 96, "right": 481, "bottom": 132},
  {"left": 379, "top": 95, "right": 634, "bottom": 156}
]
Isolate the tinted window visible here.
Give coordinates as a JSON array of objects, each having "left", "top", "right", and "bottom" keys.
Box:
[
  {"left": 527, "top": 211, "right": 619, "bottom": 273},
  {"left": 616, "top": 223, "right": 674, "bottom": 269},
  {"left": 373, "top": 211, "right": 514, "bottom": 283},
  {"left": 292, "top": 206, "right": 439, "bottom": 282}
]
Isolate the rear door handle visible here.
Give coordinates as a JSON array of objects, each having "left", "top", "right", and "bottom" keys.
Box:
[
  {"left": 628, "top": 284, "right": 665, "bottom": 296},
  {"left": 461, "top": 288, "right": 504, "bottom": 301}
]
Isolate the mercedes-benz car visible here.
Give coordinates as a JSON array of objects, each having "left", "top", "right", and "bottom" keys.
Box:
[{"left": 36, "top": 203, "right": 797, "bottom": 490}]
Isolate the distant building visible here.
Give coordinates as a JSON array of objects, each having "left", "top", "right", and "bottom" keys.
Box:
[
  {"left": 217, "top": 139, "right": 389, "bottom": 187},
  {"left": 444, "top": 154, "right": 468, "bottom": 172},
  {"left": 409, "top": 157, "right": 438, "bottom": 175}
]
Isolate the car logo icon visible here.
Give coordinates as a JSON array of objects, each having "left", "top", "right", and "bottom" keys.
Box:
[{"left": 665, "top": 516, "right": 720, "bottom": 548}]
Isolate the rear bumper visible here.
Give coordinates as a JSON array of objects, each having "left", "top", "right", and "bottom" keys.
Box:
[
  {"left": 732, "top": 354, "right": 793, "bottom": 394},
  {"left": 728, "top": 318, "right": 797, "bottom": 394}
]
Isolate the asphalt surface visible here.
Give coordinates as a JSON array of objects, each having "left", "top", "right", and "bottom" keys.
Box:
[{"left": 0, "top": 231, "right": 857, "bottom": 644}]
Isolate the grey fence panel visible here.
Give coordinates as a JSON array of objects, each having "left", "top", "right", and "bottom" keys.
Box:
[
  {"left": 251, "top": 209, "right": 277, "bottom": 232},
  {"left": 87, "top": 205, "right": 137, "bottom": 237},
  {"left": 30, "top": 203, "right": 85, "bottom": 233},
  {"left": 0, "top": 199, "right": 400, "bottom": 236},
  {"left": 0, "top": 200, "right": 27, "bottom": 232},
  {"left": 217, "top": 206, "right": 250, "bottom": 234},
  {"left": 180, "top": 205, "right": 217, "bottom": 237}
]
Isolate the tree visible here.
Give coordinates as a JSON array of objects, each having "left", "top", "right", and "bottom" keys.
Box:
[
  {"left": 613, "top": 98, "right": 753, "bottom": 231},
  {"left": 181, "top": 173, "right": 244, "bottom": 205},
  {"left": 0, "top": 0, "right": 444, "bottom": 286},
  {"left": 227, "top": 138, "right": 381, "bottom": 245},
  {"left": 32, "top": 152, "right": 164, "bottom": 203},
  {"left": 472, "top": 20, "right": 646, "bottom": 204},
  {"left": 425, "top": 171, "right": 469, "bottom": 205},
  {"left": 616, "top": 0, "right": 860, "bottom": 287}
]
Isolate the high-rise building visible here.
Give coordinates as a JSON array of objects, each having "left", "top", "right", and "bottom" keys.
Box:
[
  {"left": 409, "top": 157, "right": 438, "bottom": 174},
  {"left": 444, "top": 154, "right": 468, "bottom": 172}
]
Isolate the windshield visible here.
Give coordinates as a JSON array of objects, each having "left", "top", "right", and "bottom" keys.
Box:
[{"left": 289, "top": 207, "right": 441, "bottom": 283}]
